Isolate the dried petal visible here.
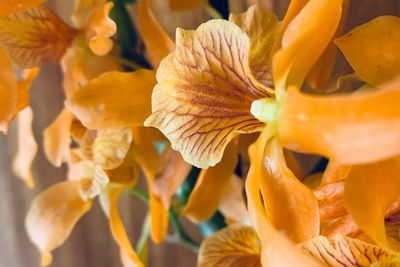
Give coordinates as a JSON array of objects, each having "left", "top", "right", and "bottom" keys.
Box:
[
  {"left": 0, "top": 6, "right": 77, "bottom": 68},
  {"left": 145, "top": 20, "right": 270, "bottom": 168},
  {"left": 335, "top": 16, "right": 400, "bottom": 87},
  {"left": 67, "top": 70, "right": 156, "bottom": 129},
  {"left": 25, "top": 181, "right": 92, "bottom": 266}
]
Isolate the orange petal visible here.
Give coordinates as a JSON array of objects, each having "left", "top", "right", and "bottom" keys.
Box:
[
  {"left": 25, "top": 181, "right": 92, "bottom": 266},
  {"left": 299, "top": 235, "right": 399, "bottom": 266},
  {"left": 272, "top": 0, "right": 343, "bottom": 93},
  {"left": 0, "top": 6, "right": 77, "bottom": 68},
  {"left": 0, "top": 0, "right": 46, "bottom": 15},
  {"left": 320, "top": 161, "right": 350, "bottom": 185},
  {"left": 183, "top": 141, "right": 238, "bottom": 223},
  {"left": 144, "top": 20, "right": 270, "bottom": 168},
  {"left": 219, "top": 175, "right": 249, "bottom": 224},
  {"left": 86, "top": 2, "right": 116, "bottom": 56},
  {"left": 152, "top": 146, "right": 192, "bottom": 208},
  {"left": 197, "top": 225, "right": 261, "bottom": 267},
  {"left": 229, "top": 4, "right": 278, "bottom": 87},
  {"left": 66, "top": 70, "right": 156, "bottom": 129},
  {"left": 12, "top": 107, "right": 37, "bottom": 188},
  {"left": 43, "top": 108, "right": 74, "bottom": 167},
  {"left": 313, "top": 181, "right": 344, "bottom": 202},
  {"left": 279, "top": 78, "right": 400, "bottom": 165},
  {"left": 138, "top": 0, "right": 175, "bottom": 68},
  {"left": 335, "top": 16, "right": 400, "bottom": 87},
  {"left": 169, "top": 0, "right": 206, "bottom": 11},
  {"left": 344, "top": 158, "right": 400, "bottom": 247},
  {"left": 15, "top": 68, "right": 40, "bottom": 113},
  {"left": 0, "top": 46, "right": 17, "bottom": 133},
  {"left": 71, "top": 0, "right": 105, "bottom": 28}
]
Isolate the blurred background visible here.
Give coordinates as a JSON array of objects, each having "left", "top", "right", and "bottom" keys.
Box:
[{"left": 0, "top": 0, "right": 399, "bottom": 266}]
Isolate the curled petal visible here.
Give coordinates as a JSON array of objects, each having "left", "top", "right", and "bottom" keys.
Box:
[
  {"left": 0, "top": 6, "right": 77, "bottom": 68},
  {"left": 272, "top": 0, "right": 343, "bottom": 92},
  {"left": 169, "top": 0, "right": 206, "bottom": 11},
  {"left": 43, "top": 108, "right": 73, "bottom": 167},
  {"left": 183, "top": 141, "right": 238, "bottom": 223},
  {"left": 344, "top": 158, "right": 400, "bottom": 247},
  {"left": 229, "top": 5, "right": 278, "bottom": 87},
  {"left": 279, "top": 78, "right": 400, "bottom": 165},
  {"left": 25, "top": 181, "right": 92, "bottom": 266},
  {"left": 145, "top": 20, "right": 270, "bottom": 168},
  {"left": 335, "top": 16, "right": 400, "bottom": 87},
  {"left": 138, "top": 0, "right": 175, "bottom": 67},
  {"left": 12, "top": 107, "right": 37, "bottom": 188},
  {"left": 67, "top": 70, "right": 156, "bottom": 129},
  {"left": 0, "top": 0, "right": 46, "bottom": 15},
  {"left": 0, "top": 46, "right": 17, "bottom": 133},
  {"left": 198, "top": 225, "right": 261, "bottom": 267}
]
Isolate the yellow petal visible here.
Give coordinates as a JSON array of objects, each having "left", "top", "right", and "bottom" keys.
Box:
[
  {"left": 0, "top": 46, "right": 17, "bottom": 133},
  {"left": 229, "top": 4, "right": 278, "bottom": 87},
  {"left": 344, "top": 158, "right": 400, "bottom": 247},
  {"left": 272, "top": 0, "right": 343, "bottom": 93},
  {"left": 25, "top": 181, "right": 92, "bottom": 266},
  {"left": 299, "top": 235, "right": 399, "bottom": 266},
  {"left": 198, "top": 225, "right": 261, "bottom": 267},
  {"left": 138, "top": 0, "right": 175, "bottom": 68},
  {"left": 335, "top": 16, "right": 400, "bottom": 87},
  {"left": 0, "top": 6, "right": 77, "bottom": 68},
  {"left": 183, "top": 141, "right": 238, "bottom": 223},
  {"left": 0, "top": 0, "right": 46, "bottom": 16},
  {"left": 66, "top": 70, "right": 156, "bottom": 129},
  {"left": 12, "top": 107, "right": 37, "bottom": 188},
  {"left": 43, "top": 108, "right": 73, "bottom": 167},
  {"left": 87, "top": 2, "right": 116, "bottom": 56},
  {"left": 144, "top": 20, "right": 270, "bottom": 168},
  {"left": 279, "top": 79, "right": 400, "bottom": 165},
  {"left": 169, "top": 0, "right": 206, "bottom": 11}
]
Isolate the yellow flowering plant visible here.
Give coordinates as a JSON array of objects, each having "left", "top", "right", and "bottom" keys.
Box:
[{"left": 1, "top": 0, "right": 400, "bottom": 266}]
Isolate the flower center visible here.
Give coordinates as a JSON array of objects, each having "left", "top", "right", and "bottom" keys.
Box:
[{"left": 250, "top": 98, "right": 279, "bottom": 123}]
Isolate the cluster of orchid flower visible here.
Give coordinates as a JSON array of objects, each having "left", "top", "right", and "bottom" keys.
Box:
[{"left": 1, "top": 0, "right": 400, "bottom": 266}]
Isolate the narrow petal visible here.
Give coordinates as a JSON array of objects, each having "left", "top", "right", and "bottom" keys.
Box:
[
  {"left": 272, "top": 0, "right": 343, "bottom": 92},
  {"left": 15, "top": 68, "right": 40, "bottom": 113},
  {"left": 25, "top": 181, "right": 92, "bottom": 266},
  {"left": 0, "top": 6, "right": 77, "bottom": 68},
  {"left": 183, "top": 141, "right": 238, "bottom": 223},
  {"left": 0, "top": 0, "right": 46, "bottom": 15},
  {"left": 197, "top": 225, "right": 261, "bottom": 267},
  {"left": 229, "top": 4, "right": 278, "bottom": 87},
  {"left": 43, "top": 108, "right": 73, "bottom": 167},
  {"left": 144, "top": 20, "right": 270, "bottom": 168},
  {"left": 12, "top": 107, "right": 37, "bottom": 188},
  {"left": 138, "top": 0, "right": 175, "bottom": 67},
  {"left": 335, "top": 16, "right": 400, "bottom": 87},
  {"left": 344, "top": 158, "right": 400, "bottom": 247},
  {"left": 66, "top": 70, "right": 156, "bottom": 129},
  {"left": 279, "top": 79, "right": 400, "bottom": 165},
  {"left": 299, "top": 235, "right": 399, "bottom": 266},
  {"left": 0, "top": 46, "right": 17, "bottom": 133},
  {"left": 169, "top": 0, "right": 206, "bottom": 11}
]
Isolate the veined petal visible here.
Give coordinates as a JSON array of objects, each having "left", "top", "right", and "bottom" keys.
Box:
[
  {"left": 0, "top": 46, "right": 17, "bottom": 133},
  {"left": 43, "top": 108, "right": 73, "bottom": 167},
  {"left": 335, "top": 16, "right": 400, "bottom": 87},
  {"left": 169, "top": 0, "right": 206, "bottom": 11},
  {"left": 272, "top": 0, "right": 343, "bottom": 93},
  {"left": 12, "top": 107, "right": 37, "bottom": 188},
  {"left": 0, "top": 0, "right": 46, "bottom": 16},
  {"left": 344, "top": 158, "right": 400, "bottom": 247},
  {"left": 25, "top": 181, "right": 92, "bottom": 266},
  {"left": 229, "top": 5, "right": 278, "bottom": 87},
  {"left": 144, "top": 20, "right": 270, "bottom": 168},
  {"left": 299, "top": 235, "right": 399, "bottom": 266},
  {"left": 279, "top": 79, "right": 400, "bottom": 165},
  {"left": 183, "top": 141, "right": 238, "bottom": 223},
  {"left": 66, "top": 70, "right": 156, "bottom": 129},
  {"left": 197, "top": 225, "right": 261, "bottom": 267},
  {"left": 138, "top": 0, "right": 175, "bottom": 68},
  {"left": 0, "top": 6, "right": 77, "bottom": 68}
]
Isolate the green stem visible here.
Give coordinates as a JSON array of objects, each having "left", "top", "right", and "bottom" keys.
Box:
[
  {"left": 129, "top": 188, "right": 149, "bottom": 202},
  {"left": 204, "top": 3, "right": 223, "bottom": 19},
  {"left": 168, "top": 209, "right": 200, "bottom": 253}
]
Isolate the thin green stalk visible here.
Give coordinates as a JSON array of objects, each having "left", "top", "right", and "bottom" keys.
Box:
[
  {"left": 168, "top": 209, "right": 200, "bottom": 253},
  {"left": 129, "top": 188, "right": 149, "bottom": 202},
  {"left": 205, "top": 3, "right": 223, "bottom": 19}
]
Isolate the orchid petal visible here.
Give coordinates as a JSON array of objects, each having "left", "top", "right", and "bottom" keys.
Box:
[{"left": 0, "top": 0, "right": 46, "bottom": 16}]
